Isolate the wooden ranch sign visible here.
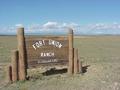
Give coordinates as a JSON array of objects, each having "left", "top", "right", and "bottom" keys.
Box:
[
  {"left": 25, "top": 36, "right": 69, "bottom": 68},
  {"left": 7, "top": 27, "right": 81, "bottom": 82},
  {"left": 16, "top": 27, "right": 74, "bottom": 71},
  {"left": 16, "top": 27, "right": 74, "bottom": 81}
]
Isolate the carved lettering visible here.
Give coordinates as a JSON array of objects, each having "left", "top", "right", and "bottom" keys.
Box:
[
  {"left": 41, "top": 52, "right": 54, "bottom": 57},
  {"left": 32, "top": 39, "right": 62, "bottom": 50}
]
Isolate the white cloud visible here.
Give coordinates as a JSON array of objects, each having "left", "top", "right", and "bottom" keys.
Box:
[
  {"left": 69, "top": 23, "right": 78, "bottom": 28},
  {"left": 42, "top": 22, "right": 78, "bottom": 30},
  {"left": 1, "top": 22, "right": 120, "bottom": 35},
  {"left": 42, "top": 22, "right": 58, "bottom": 29},
  {"left": 26, "top": 24, "right": 42, "bottom": 33},
  {"left": 15, "top": 24, "right": 24, "bottom": 28},
  {"left": 61, "top": 22, "right": 78, "bottom": 28}
]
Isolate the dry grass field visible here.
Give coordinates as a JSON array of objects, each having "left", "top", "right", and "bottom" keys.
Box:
[{"left": 0, "top": 35, "right": 120, "bottom": 90}]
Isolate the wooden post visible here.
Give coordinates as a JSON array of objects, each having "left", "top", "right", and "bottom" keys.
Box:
[
  {"left": 11, "top": 50, "right": 18, "bottom": 82},
  {"left": 77, "top": 59, "right": 80, "bottom": 73},
  {"left": 17, "top": 27, "right": 26, "bottom": 80},
  {"left": 68, "top": 28, "right": 74, "bottom": 75},
  {"left": 74, "top": 48, "right": 79, "bottom": 74},
  {"left": 6, "top": 65, "right": 12, "bottom": 83},
  {"left": 79, "top": 61, "right": 83, "bottom": 73}
]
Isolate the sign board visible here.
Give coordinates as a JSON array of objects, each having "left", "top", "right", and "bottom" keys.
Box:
[
  {"left": 25, "top": 36, "right": 69, "bottom": 68},
  {"left": 15, "top": 27, "right": 75, "bottom": 81}
]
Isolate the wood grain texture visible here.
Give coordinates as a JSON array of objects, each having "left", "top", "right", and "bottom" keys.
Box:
[
  {"left": 74, "top": 48, "right": 78, "bottom": 74},
  {"left": 25, "top": 36, "right": 69, "bottom": 68},
  {"left": 68, "top": 28, "right": 74, "bottom": 75},
  {"left": 11, "top": 50, "right": 18, "bottom": 81},
  {"left": 17, "top": 27, "right": 26, "bottom": 80}
]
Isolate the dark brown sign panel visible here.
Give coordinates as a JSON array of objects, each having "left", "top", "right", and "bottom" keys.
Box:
[{"left": 25, "top": 36, "right": 69, "bottom": 68}]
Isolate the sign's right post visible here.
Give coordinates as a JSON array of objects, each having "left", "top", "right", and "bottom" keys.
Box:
[{"left": 68, "top": 28, "right": 74, "bottom": 75}]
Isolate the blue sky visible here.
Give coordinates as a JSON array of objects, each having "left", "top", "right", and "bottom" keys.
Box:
[{"left": 0, "top": 0, "right": 120, "bottom": 34}]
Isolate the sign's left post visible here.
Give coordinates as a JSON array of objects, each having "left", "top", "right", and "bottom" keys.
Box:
[{"left": 17, "top": 27, "right": 27, "bottom": 80}]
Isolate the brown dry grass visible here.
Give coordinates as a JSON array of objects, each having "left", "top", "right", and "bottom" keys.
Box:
[{"left": 0, "top": 35, "right": 120, "bottom": 90}]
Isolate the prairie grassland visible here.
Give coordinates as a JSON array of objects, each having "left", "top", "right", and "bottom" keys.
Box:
[{"left": 0, "top": 35, "right": 120, "bottom": 90}]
